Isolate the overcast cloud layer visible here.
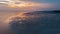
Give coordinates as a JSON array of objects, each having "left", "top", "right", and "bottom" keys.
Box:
[{"left": 0, "top": 0, "right": 60, "bottom": 11}]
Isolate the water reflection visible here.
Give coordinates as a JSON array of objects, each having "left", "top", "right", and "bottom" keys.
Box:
[{"left": 1, "top": 11, "right": 60, "bottom": 34}]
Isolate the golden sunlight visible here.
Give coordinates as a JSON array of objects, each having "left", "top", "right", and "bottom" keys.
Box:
[
  {"left": 17, "top": 12, "right": 27, "bottom": 18},
  {"left": 8, "top": 2, "right": 35, "bottom": 8},
  {"left": 5, "top": 12, "right": 28, "bottom": 23},
  {"left": 0, "top": 0, "right": 52, "bottom": 11},
  {"left": 5, "top": 0, "right": 40, "bottom": 8}
]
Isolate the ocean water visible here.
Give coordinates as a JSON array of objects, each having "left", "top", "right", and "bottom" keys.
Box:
[{"left": 8, "top": 11, "right": 60, "bottom": 34}]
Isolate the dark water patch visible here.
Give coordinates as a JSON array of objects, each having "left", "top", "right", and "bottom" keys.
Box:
[{"left": 7, "top": 11, "right": 60, "bottom": 34}]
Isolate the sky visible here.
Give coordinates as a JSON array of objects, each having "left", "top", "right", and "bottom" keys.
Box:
[
  {"left": 0, "top": 0, "right": 60, "bottom": 11},
  {"left": 0, "top": 0, "right": 60, "bottom": 34}
]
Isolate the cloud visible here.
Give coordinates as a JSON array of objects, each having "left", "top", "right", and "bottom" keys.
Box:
[
  {"left": 0, "top": 0, "right": 60, "bottom": 11},
  {"left": 0, "top": 0, "right": 53, "bottom": 11},
  {"left": 8, "top": 1, "right": 52, "bottom": 11}
]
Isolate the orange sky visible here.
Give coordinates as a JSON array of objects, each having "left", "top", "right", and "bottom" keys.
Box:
[{"left": 0, "top": 0, "right": 53, "bottom": 11}]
